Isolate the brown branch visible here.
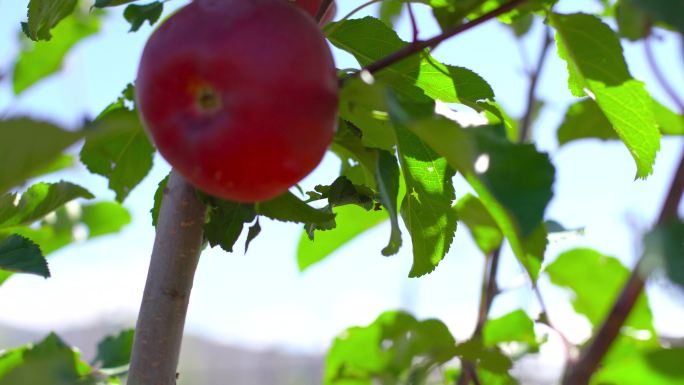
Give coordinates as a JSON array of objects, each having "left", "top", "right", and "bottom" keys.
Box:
[
  {"left": 563, "top": 148, "right": 684, "bottom": 385},
  {"left": 127, "top": 170, "right": 206, "bottom": 385},
  {"left": 519, "top": 29, "right": 552, "bottom": 142},
  {"left": 644, "top": 36, "right": 684, "bottom": 113},
  {"left": 315, "top": 0, "right": 334, "bottom": 23},
  {"left": 360, "top": 0, "right": 528, "bottom": 76},
  {"left": 407, "top": 2, "right": 419, "bottom": 43}
]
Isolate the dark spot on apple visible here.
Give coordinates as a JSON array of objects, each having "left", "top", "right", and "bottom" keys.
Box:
[{"left": 196, "top": 86, "right": 221, "bottom": 113}]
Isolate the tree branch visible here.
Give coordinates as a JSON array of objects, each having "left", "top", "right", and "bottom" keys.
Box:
[
  {"left": 562, "top": 34, "right": 684, "bottom": 384},
  {"left": 315, "top": 0, "right": 334, "bottom": 23},
  {"left": 127, "top": 170, "right": 206, "bottom": 385},
  {"left": 360, "top": 0, "right": 528, "bottom": 76},
  {"left": 562, "top": 149, "right": 684, "bottom": 385}
]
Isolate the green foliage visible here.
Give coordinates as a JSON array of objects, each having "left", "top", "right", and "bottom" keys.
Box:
[
  {"left": 642, "top": 220, "right": 684, "bottom": 290},
  {"left": 151, "top": 173, "right": 169, "bottom": 227},
  {"left": 391, "top": 103, "right": 458, "bottom": 277},
  {"left": 15, "top": 11, "right": 100, "bottom": 94},
  {"left": 203, "top": 199, "right": 256, "bottom": 253},
  {"left": 630, "top": 0, "right": 684, "bottom": 34},
  {"left": 558, "top": 99, "right": 684, "bottom": 145},
  {"left": 0, "top": 181, "right": 93, "bottom": 228},
  {"left": 375, "top": 150, "right": 403, "bottom": 256},
  {"left": 124, "top": 2, "right": 164, "bottom": 32},
  {"left": 550, "top": 12, "right": 660, "bottom": 179},
  {"left": 0, "top": 333, "right": 90, "bottom": 385},
  {"left": 325, "top": 311, "right": 457, "bottom": 385},
  {"left": 297, "top": 205, "right": 387, "bottom": 271},
  {"left": 483, "top": 309, "right": 538, "bottom": 349},
  {"left": 93, "top": 329, "right": 134, "bottom": 369},
  {"left": 455, "top": 194, "right": 503, "bottom": 255},
  {"left": 22, "top": 0, "right": 77, "bottom": 41},
  {"left": 405, "top": 117, "right": 554, "bottom": 279},
  {"left": 0, "top": 235, "right": 49, "bottom": 278},
  {"left": 0, "top": 119, "right": 82, "bottom": 194},
  {"left": 80, "top": 107, "right": 155, "bottom": 202},
  {"left": 545, "top": 248, "right": 655, "bottom": 333}
]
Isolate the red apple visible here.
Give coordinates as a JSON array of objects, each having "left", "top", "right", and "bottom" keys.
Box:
[{"left": 136, "top": 0, "right": 338, "bottom": 202}]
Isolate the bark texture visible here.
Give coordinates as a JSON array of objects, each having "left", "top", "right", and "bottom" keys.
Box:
[{"left": 127, "top": 170, "right": 206, "bottom": 385}]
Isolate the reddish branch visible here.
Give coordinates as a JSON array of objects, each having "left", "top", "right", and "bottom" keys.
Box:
[
  {"left": 315, "top": 0, "right": 334, "bottom": 23},
  {"left": 358, "top": 0, "right": 528, "bottom": 76}
]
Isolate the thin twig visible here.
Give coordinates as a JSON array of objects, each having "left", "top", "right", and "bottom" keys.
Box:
[
  {"left": 407, "top": 2, "right": 419, "bottom": 42},
  {"left": 357, "top": 0, "right": 528, "bottom": 76},
  {"left": 519, "top": 29, "right": 552, "bottom": 142},
  {"left": 315, "top": 0, "right": 334, "bottom": 23},
  {"left": 644, "top": 36, "right": 684, "bottom": 113},
  {"left": 324, "top": 0, "right": 383, "bottom": 37}
]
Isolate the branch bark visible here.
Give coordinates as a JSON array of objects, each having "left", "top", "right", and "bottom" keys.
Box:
[
  {"left": 563, "top": 148, "right": 684, "bottom": 385},
  {"left": 127, "top": 170, "right": 206, "bottom": 385}
]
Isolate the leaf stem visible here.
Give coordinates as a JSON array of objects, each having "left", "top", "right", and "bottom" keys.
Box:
[
  {"left": 127, "top": 170, "right": 206, "bottom": 385},
  {"left": 519, "top": 28, "right": 552, "bottom": 142}
]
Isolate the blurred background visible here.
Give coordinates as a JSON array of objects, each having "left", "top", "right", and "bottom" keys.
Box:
[{"left": 0, "top": 0, "right": 682, "bottom": 384}]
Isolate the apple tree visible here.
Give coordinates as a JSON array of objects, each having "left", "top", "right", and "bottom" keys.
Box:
[{"left": 0, "top": 0, "right": 683, "bottom": 384}]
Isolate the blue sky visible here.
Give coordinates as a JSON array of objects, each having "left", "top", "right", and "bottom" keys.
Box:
[{"left": 0, "top": 0, "right": 682, "bottom": 361}]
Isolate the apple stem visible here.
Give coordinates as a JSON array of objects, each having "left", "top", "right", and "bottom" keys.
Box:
[{"left": 127, "top": 170, "right": 206, "bottom": 385}]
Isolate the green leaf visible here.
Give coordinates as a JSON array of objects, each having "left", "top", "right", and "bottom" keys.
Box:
[
  {"left": 325, "top": 311, "right": 457, "bottom": 385},
  {"left": 455, "top": 194, "right": 503, "bottom": 255},
  {"left": 550, "top": 12, "right": 660, "bottom": 179},
  {"left": 15, "top": 12, "right": 100, "bottom": 94},
  {"left": 483, "top": 309, "right": 537, "bottom": 348},
  {"left": 203, "top": 199, "right": 255, "bottom": 253},
  {"left": 557, "top": 99, "right": 683, "bottom": 145},
  {"left": 631, "top": 0, "right": 684, "bottom": 34},
  {"left": 258, "top": 191, "right": 335, "bottom": 225},
  {"left": 93, "top": 329, "right": 134, "bottom": 369},
  {"left": 22, "top": 0, "right": 77, "bottom": 41},
  {"left": 81, "top": 201, "right": 131, "bottom": 238},
  {"left": 406, "top": 117, "right": 554, "bottom": 279},
  {"left": 453, "top": 339, "right": 513, "bottom": 374},
  {"left": 244, "top": 219, "right": 261, "bottom": 254},
  {"left": 0, "top": 333, "right": 91, "bottom": 385},
  {"left": 311, "top": 177, "right": 375, "bottom": 211},
  {"left": 80, "top": 107, "right": 155, "bottom": 202},
  {"left": 0, "top": 235, "right": 49, "bottom": 278},
  {"left": 123, "top": 2, "right": 164, "bottom": 32},
  {"left": 593, "top": 348, "right": 684, "bottom": 385},
  {"left": 151, "top": 174, "right": 169, "bottom": 227},
  {"left": 545, "top": 248, "right": 655, "bottom": 333},
  {"left": 379, "top": 1, "right": 404, "bottom": 27},
  {"left": 375, "top": 150, "right": 402, "bottom": 256},
  {"left": 93, "top": 0, "right": 138, "bottom": 8},
  {"left": 0, "top": 119, "right": 82, "bottom": 194},
  {"left": 616, "top": 0, "right": 651, "bottom": 41},
  {"left": 0, "top": 181, "right": 94, "bottom": 229},
  {"left": 338, "top": 79, "right": 396, "bottom": 151},
  {"left": 653, "top": 101, "right": 684, "bottom": 136},
  {"left": 642, "top": 220, "right": 684, "bottom": 290},
  {"left": 297, "top": 205, "right": 387, "bottom": 272},
  {"left": 391, "top": 106, "right": 457, "bottom": 278},
  {"left": 329, "top": 17, "right": 496, "bottom": 108},
  {"left": 331, "top": 120, "right": 381, "bottom": 188}
]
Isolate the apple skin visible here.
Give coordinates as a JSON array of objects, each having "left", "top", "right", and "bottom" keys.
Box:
[
  {"left": 289, "top": 0, "right": 337, "bottom": 24},
  {"left": 136, "top": 0, "right": 338, "bottom": 202}
]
